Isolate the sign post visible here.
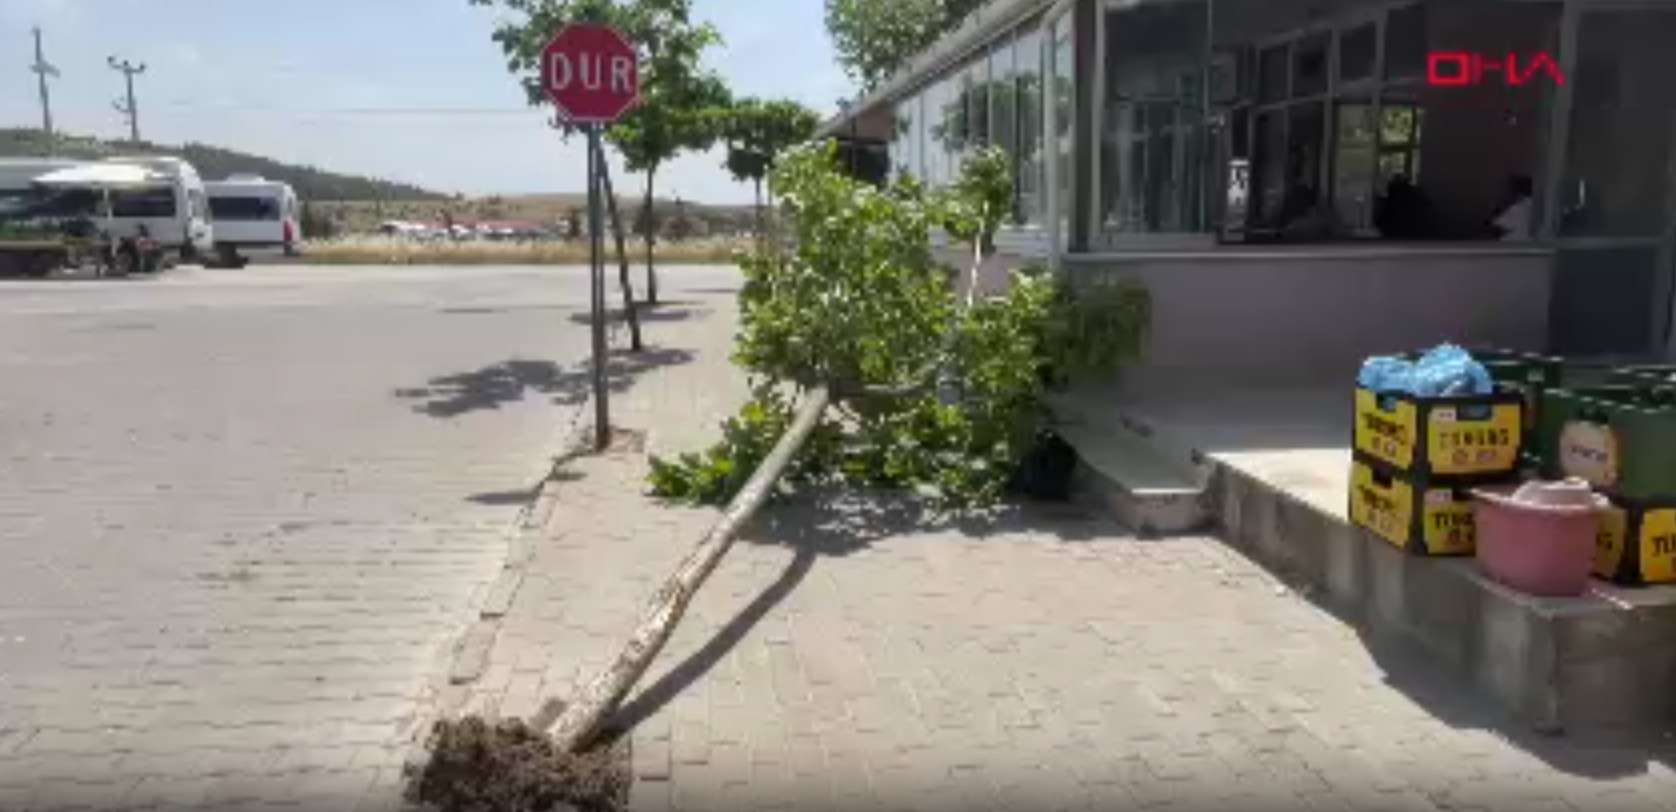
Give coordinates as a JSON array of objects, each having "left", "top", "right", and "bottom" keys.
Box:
[{"left": 541, "top": 23, "right": 641, "bottom": 452}]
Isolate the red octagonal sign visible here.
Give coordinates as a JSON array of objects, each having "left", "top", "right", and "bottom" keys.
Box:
[{"left": 542, "top": 24, "right": 641, "bottom": 125}]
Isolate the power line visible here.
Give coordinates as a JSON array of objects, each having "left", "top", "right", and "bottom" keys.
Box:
[{"left": 149, "top": 101, "right": 538, "bottom": 117}]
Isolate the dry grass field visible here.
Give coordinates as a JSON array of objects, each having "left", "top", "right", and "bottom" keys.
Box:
[
  {"left": 297, "top": 235, "right": 751, "bottom": 266},
  {"left": 312, "top": 194, "right": 757, "bottom": 239}
]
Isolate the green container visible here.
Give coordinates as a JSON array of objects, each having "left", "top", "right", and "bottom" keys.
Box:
[
  {"left": 1614, "top": 365, "right": 1676, "bottom": 386},
  {"left": 1472, "top": 349, "right": 1564, "bottom": 467},
  {"left": 1538, "top": 384, "right": 1676, "bottom": 501}
]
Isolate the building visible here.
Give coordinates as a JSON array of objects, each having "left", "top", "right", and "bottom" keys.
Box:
[{"left": 820, "top": 0, "right": 1676, "bottom": 378}]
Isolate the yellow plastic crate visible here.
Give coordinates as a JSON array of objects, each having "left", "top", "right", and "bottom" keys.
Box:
[
  {"left": 1349, "top": 455, "right": 1508, "bottom": 556},
  {"left": 1353, "top": 386, "right": 1525, "bottom": 478},
  {"left": 1595, "top": 495, "right": 1676, "bottom": 586}
]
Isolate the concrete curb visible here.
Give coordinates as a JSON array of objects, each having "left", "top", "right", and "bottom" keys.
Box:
[{"left": 411, "top": 401, "right": 596, "bottom": 751}]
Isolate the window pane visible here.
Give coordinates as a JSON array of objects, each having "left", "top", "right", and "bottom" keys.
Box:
[
  {"left": 209, "top": 196, "right": 281, "bottom": 221},
  {"left": 1560, "top": 9, "right": 1676, "bottom": 237},
  {"left": 1052, "top": 13, "right": 1075, "bottom": 241},
  {"left": 1380, "top": 103, "right": 1423, "bottom": 149},
  {"left": 1099, "top": 1, "right": 1209, "bottom": 236},
  {"left": 1015, "top": 27, "right": 1044, "bottom": 225},
  {"left": 929, "top": 78, "right": 951, "bottom": 186},
  {"left": 1253, "top": 111, "right": 1286, "bottom": 225},
  {"left": 111, "top": 188, "right": 176, "bottom": 219},
  {"left": 989, "top": 34, "right": 1018, "bottom": 205},
  {"left": 1292, "top": 32, "right": 1330, "bottom": 97},
  {"left": 1258, "top": 45, "right": 1289, "bottom": 103},
  {"left": 911, "top": 93, "right": 925, "bottom": 181},
  {"left": 1339, "top": 24, "right": 1376, "bottom": 84},
  {"left": 968, "top": 57, "right": 990, "bottom": 153},
  {"left": 1333, "top": 100, "right": 1377, "bottom": 231},
  {"left": 1385, "top": 4, "right": 1427, "bottom": 80}
]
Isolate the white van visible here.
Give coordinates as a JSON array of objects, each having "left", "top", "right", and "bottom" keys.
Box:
[
  {"left": 93, "top": 156, "right": 214, "bottom": 263},
  {"left": 204, "top": 176, "right": 301, "bottom": 267}
]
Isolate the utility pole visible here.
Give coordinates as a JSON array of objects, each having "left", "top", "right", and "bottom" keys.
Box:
[
  {"left": 108, "top": 55, "right": 147, "bottom": 143},
  {"left": 29, "top": 27, "right": 59, "bottom": 138}
]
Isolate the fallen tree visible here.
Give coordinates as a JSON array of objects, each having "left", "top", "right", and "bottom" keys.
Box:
[{"left": 407, "top": 143, "right": 1149, "bottom": 811}]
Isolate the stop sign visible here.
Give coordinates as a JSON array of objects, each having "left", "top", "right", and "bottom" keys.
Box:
[{"left": 542, "top": 24, "right": 641, "bottom": 125}]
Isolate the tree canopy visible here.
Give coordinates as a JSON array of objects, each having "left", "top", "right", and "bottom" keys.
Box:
[
  {"left": 721, "top": 98, "right": 821, "bottom": 201},
  {"left": 823, "top": 0, "right": 987, "bottom": 93},
  {"left": 470, "top": 0, "right": 730, "bottom": 301}
]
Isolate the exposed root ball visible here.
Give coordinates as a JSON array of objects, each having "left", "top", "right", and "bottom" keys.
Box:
[{"left": 404, "top": 715, "right": 629, "bottom": 812}]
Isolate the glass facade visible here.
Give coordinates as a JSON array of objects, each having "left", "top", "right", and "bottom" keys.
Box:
[
  {"left": 879, "top": 0, "right": 1660, "bottom": 252},
  {"left": 889, "top": 18, "right": 1047, "bottom": 228},
  {"left": 864, "top": 0, "right": 1676, "bottom": 358}
]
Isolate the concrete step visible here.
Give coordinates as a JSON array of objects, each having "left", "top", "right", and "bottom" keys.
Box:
[
  {"left": 1054, "top": 419, "right": 1211, "bottom": 537},
  {"left": 1047, "top": 386, "right": 1217, "bottom": 490}
]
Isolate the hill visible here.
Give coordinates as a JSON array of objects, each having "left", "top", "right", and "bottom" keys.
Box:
[
  {"left": 0, "top": 128, "right": 446, "bottom": 202},
  {"left": 0, "top": 128, "right": 760, "bottom": 238}
]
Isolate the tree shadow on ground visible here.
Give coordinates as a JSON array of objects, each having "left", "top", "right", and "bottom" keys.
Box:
[
  {"left": 394, "top": 346, "right": 695, "bottom": 419},
  {"left": 607, "top": 488, "right": 1113, "bottom": 730},
  {"left": 568, "top": 306, "right": 707, "bottom": 327}
]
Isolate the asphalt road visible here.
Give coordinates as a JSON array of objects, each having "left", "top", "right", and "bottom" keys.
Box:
[{"left": 0, "top": 264, "right": 741, "bottom": 811}]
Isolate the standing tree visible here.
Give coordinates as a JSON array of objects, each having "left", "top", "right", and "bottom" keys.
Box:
[
  {"left": 564, "top": 207, "right": 583, "bottom": 240},
  {"left": 472, "top": 0, "right": 663, "bottom": 345},
  {"left": 824, "top": 0, "right": 986, "bottom": 93},
  {"left": 666, "top": 197, "right": 694, "bottom": 241},
  {"left": 605, "top": 0, "right": 731, "bottom": 304},
  {"left": 721, "top": 97, "right": 821, "bottom": 242},
  {"left": 475, "top": 0, "right": 728, "bottom": 306}
]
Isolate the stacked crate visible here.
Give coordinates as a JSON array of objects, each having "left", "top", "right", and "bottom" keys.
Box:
[
  {"left": 1350, "top": 382, "right": 1527, "bottom": 556},
  {"left": 1535, "top": 377, "right": 1676, "bottom": 586},
  {"left": 1471, "top": 349, "right": 1565, "bottom": 471}
]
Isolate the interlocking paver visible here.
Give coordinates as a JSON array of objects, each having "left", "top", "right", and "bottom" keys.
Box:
[
  {"left": 454, "top": 289, "right": 1676, "bottom": 812},
  {"left": 0, "top": 265, "right": 746, "bottom": 809}
]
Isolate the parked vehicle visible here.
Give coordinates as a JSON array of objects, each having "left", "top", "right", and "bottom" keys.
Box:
[
  {"left": 97, "top": 156, "right": 215, "bottom": 263},
  {"left": 0, "top": 163, "right": 169, "bottom": 279},
  {"left": 204, "top": 176, "right": 302, "bottom": 268}
]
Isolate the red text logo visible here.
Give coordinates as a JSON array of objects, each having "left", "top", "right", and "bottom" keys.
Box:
[{"left": 1427, "top": 52, "right": 1565, "bottom": 88}]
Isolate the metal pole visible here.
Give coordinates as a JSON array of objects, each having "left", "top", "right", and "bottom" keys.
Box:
[
  {"left": 31, "top": 27, "right": 56, "bottom": 137},
  {"left": 587, "top": 124, "right": 611, "bottom": 451},
  {"left": 108, "top": 56, "right": 146, "bottom": 143},
  {"left": 124, "top": 70, "right": 139, "bottom": 142}
]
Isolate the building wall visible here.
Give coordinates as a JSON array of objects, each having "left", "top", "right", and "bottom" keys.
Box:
[{"left": 1066, "top": 248, "right": 1553, "bottom": 379}]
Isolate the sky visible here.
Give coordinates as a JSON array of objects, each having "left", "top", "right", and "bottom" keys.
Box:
[{"left": 0, "top": 0, "right": 852, "bottom": 204}]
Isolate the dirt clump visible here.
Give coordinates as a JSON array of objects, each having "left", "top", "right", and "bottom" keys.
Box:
[{"left": 404, "top": 712, "right": 629, "bottom": 812}]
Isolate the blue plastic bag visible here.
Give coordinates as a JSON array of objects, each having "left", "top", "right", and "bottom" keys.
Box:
[{"left": 1357, "top": 344, "right": 1493, "bottom": 397}]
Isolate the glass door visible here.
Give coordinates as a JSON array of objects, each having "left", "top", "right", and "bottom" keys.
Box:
[{"left": 1043, "top": 0, "right": 1077, "bottom": 260}]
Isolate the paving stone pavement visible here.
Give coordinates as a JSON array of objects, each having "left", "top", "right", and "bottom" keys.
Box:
[
  {"left": 0, "top": 264, "right": 742, "bottom": 812},
  {"left": 465, "top": 296, "right": 1676, "bottom": 812}
]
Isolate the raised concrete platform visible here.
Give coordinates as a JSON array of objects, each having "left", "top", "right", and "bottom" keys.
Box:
[{"left": 1056, "top": 371, "right": 1676, "bottom": 734}]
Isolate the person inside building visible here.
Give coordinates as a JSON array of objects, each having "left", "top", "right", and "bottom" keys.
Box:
[
  {"left": 1375, "top": 174, "right": 1431, "bottom": 239},
  {"left": 1491, "top": 175, "right": 1535, "bottom": 242}
]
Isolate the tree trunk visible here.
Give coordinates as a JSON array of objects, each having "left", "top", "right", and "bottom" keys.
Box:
[
  {"left": 752, "top": 178, "right": 764, "bottom": 250},
  {"left": 548, "top": 384, "right": 833, "bottom": 752},
  {"left": 596, "top": 147, "right": 643, "bottom": 352},
  {"left": 643, "top": 165, "right": 659, "bottom": 305}
]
